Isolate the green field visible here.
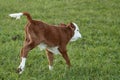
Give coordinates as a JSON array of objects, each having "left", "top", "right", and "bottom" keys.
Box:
[{"left": 0, "top": 0, "right": 120, "bottom": 80}]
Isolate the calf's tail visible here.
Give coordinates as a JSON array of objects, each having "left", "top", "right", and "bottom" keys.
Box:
[{"left": 9, "top": 12, "right": 33, "bottom": 23}]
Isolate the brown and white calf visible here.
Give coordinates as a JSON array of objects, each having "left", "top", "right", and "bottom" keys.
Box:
[{"left": 9, "top": 12, "right": 82, "bottom": 74}]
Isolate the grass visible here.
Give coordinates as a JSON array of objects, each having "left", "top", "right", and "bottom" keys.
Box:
[{"left": 0, "top": 0, "right": 120, "bottom": 80}]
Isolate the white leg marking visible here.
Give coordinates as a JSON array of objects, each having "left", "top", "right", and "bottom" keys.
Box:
[
  {"left": 49, "top": 65, "right": 53, "bottom": 70},
  {"left": 18, "top": 57, "right": 26, "bottom": 74}
]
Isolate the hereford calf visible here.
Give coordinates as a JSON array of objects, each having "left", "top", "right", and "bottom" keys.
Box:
[{"left": 9, "top": 12, "right": 82, "bottom": 74}]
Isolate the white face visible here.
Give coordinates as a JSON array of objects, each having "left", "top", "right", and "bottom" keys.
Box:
[{"left": 70, "top": 23, "right": 82, "bottom": 42}]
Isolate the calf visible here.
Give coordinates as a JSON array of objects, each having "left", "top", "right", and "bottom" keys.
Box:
[{"left": 9, "top": 12, "right": 82, "bottom": 74}]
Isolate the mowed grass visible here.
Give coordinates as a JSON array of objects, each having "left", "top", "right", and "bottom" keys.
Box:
[{"left": 0, "top": 0, "right": 120, "bottom": 80}]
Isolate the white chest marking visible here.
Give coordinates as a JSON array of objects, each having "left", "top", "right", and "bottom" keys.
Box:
[
  {"left": 39, "top": 43, "right": 60, "bottom": 54},
  {"left": 39, "top": 43, "right": 47, "bottom": 51},
  {"left": 47, "top": 46, "right": 60, "bottom": 55}
]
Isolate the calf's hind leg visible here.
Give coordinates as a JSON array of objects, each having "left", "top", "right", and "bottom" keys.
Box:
[{"left": 17, "top": 40, "right": 36, "bottom": 74}]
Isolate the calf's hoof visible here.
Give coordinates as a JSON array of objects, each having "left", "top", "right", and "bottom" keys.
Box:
[{"left": 16, "top": 68, "right": 23, "bottom": 74}]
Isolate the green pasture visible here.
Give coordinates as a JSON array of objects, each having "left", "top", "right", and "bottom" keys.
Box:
[{"left": 0, "top": 0, "right": 120, "bottom": 80}]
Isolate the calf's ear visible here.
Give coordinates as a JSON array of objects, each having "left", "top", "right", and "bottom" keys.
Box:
[
  {"left": 59, "top": 23, "right": 67, "bottom": 27},
  {"left": 68, "top": 22, "right": 75, "bottom": 31}
]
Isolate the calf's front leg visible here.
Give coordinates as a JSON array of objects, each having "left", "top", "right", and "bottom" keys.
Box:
[
  {"left": 59, "top": 47, "right": 71, "bottom": 68},
  {"left": 46, "top": 49, "right": 54, "bottom": 70}
]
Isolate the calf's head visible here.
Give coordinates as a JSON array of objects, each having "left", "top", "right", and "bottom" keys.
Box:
[{"left": 68, "top": 22, "right": 82, "bottom": 42}]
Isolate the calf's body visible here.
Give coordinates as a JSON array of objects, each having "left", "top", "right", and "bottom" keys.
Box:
[{"left": 9, "top": 12, "right": 82, "bottom": 74}]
